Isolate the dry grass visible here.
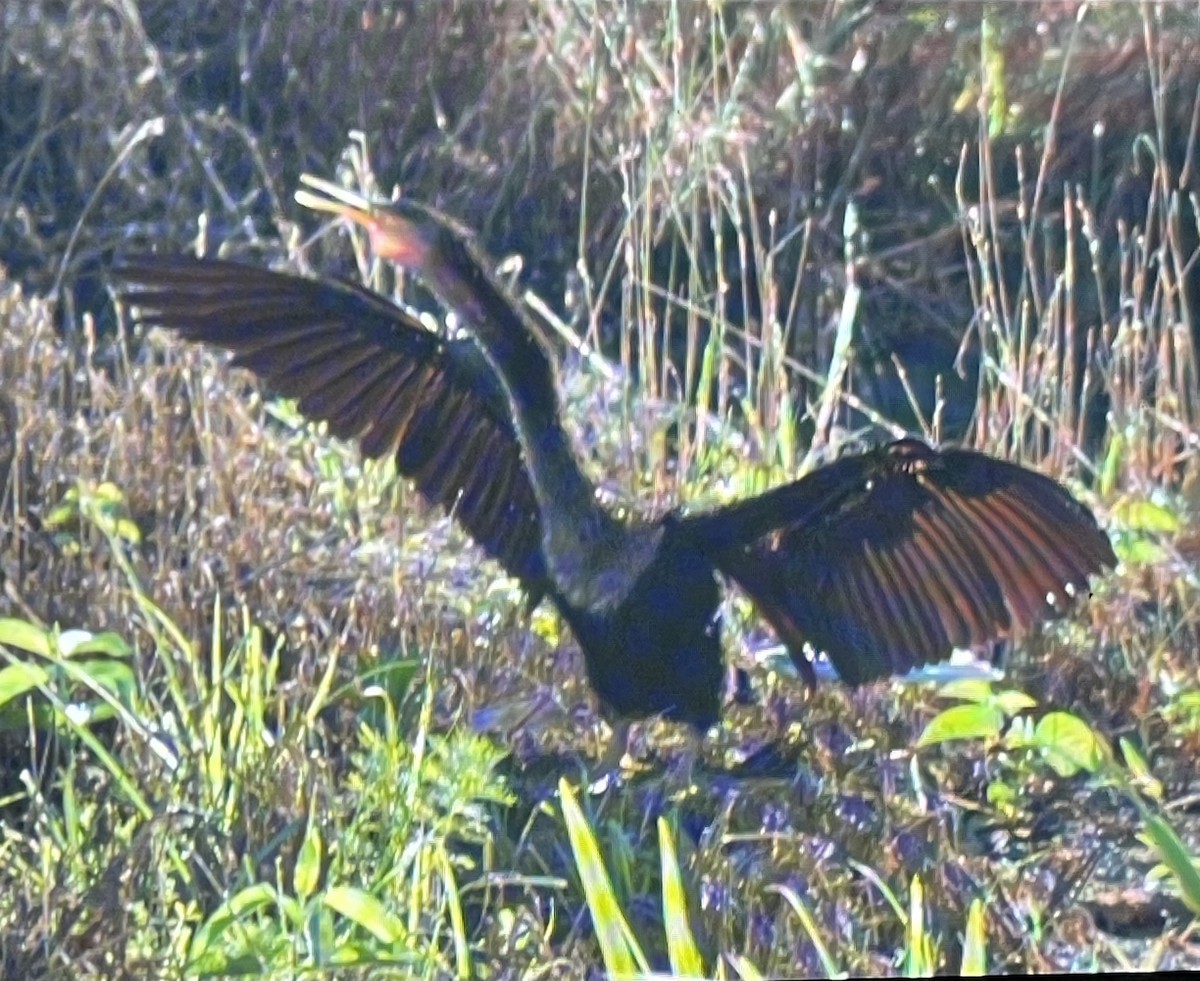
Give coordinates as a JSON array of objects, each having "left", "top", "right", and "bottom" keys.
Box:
[{"left": 2, "top": 1, "right": 1200, "bottom": 978}]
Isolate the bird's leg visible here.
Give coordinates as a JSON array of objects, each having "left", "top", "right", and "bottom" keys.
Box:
[
  {"left": 587, "top": 718, "right": 633, "bottom": 794},
  {"left": 664, "top": 725, "right": 702, "bottom": 797}
]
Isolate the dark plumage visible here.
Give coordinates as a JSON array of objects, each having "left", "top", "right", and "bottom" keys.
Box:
[{"left": 113, "top": 175, "right": 1117, "bottom": 732}]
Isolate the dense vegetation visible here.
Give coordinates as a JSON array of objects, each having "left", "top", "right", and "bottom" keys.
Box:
[{"left": 2, "top": 2, "right": 1199, "bottom": 977}]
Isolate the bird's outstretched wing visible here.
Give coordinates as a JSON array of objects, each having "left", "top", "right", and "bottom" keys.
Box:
[
  {"left": 681, "top": 439, "right": 1115, "bottom": 685},
  {"left": 114, "top": 256, "right": 546, "bottom": 592}
]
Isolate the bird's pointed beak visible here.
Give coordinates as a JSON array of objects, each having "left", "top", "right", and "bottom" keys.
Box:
[{"left": 295, "top": 173, "right": 432, "bottom": 268}]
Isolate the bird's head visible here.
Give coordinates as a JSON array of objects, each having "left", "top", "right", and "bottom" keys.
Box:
[{"left": 295, "top": 173, "right": 483, "bottom": 315}]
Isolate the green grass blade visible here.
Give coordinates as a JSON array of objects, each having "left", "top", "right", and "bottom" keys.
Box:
[
  {"left": 960, "top": 898, "right": 987, "bottom": 975},
  {"left": 558, "top": 777, "right": 648, "bottom": 979},
  {"left": 658, "top": 816, "right": 705, "bottom": 978},
  {"left": 767, "top": 883, "right": 845, "bottom": 978}
]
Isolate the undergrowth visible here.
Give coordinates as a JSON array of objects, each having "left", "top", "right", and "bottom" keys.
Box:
[{"left": 3, "top": 2, "right": 1200, "bottom": 978}]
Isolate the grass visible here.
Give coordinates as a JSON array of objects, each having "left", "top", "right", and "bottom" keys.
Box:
[{"left": 3, "top": 1, "right": 1200, "bottom": 977}]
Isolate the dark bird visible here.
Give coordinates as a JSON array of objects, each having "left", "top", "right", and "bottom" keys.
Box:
[{"left": 113, "top": 175, "right": 1116, "bottom": 733}]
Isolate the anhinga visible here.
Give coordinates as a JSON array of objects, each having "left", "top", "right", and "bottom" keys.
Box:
[{"left": 113, "top": 175, "right": 1116, "bottom": 733}]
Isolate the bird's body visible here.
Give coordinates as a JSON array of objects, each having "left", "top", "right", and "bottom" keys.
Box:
[
  {"left": 554, "top": 516, "right": 724, "bottom": 727},
  {"left": 113, "top": 175, "right": 1117, "bottom": 732}
]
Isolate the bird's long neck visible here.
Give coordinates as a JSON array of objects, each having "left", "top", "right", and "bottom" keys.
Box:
[{"left": 420, "top": 233, "right": 631, "bottom": 585}]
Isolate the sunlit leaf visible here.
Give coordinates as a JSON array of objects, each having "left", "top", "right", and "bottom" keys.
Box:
[
  {"left": 1111, "top": 497, "right": 1182, "bottom": 534},
  {"left": 323, "top": 886, "right": 405, "bottom": 944},
  {"left": 960, "top": 898, "right": 987, "bottom": 975},
  {"left": 981, "top": 10, "right": 1008, "bottom": 138},
  {"left": 1140, "top": 816, "right": 1200, "bottom": 917},
  {"left": 0, "top": 618, "right": 53, "bottom": 657},
  {"left": 1099, "top": 432, "right": 1122, "bottom": 499},
  {"left": 57, "top": 629, "right": 133, "bottom": 659},
  {"left": 294, "top": 810, "right": 322, "bottom": 901},
  {"left": 0, "top": 662, "right": 48, "bottom": 708},
  {"left": 767, "top": 883, "right": 845, "bottom": 979},
  {"left": 658, "top": 817, "right": 705, "bottom": 978},
  {"left": 936, "top": 679, "right": 996, "bottom": 704},
  {"left": 727, "top": 952, "right": 767, "bottom": 980},
  {"left": 904, "top": 875, "right": 935, "bottom": 977},
  {"left": 1119, "top": 736, "right": 1163, "bottom": 800},
  {"left": 1031, "top": 712, "right": 1110, "bottom": 777},
  {"left": 918, "top": 703, "right": 1005, "bottom": 747},
  {"left": 1114, "top": 535, "right": 1168, "bottom": 567},
  {"left": 559, "top": 778, "right": 647, "bottom": 979},
  {"left": 992, "top": 690, "right": 1038, "bottom": 716},
  {"left": 188, "top": 882, "right": 280, "bottom": 964}
]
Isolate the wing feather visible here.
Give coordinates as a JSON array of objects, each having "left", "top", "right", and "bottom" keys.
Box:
[
  {"left": 114, "top": 255, "right": 546, "bottom": 591},
  {"left": 689, "top": 438, "right": 1114, "bottom": 685}
]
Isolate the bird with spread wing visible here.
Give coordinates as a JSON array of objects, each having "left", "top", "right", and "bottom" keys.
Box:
[{"left": 113, "top": 175, "right": 1116, "bottom": 733}]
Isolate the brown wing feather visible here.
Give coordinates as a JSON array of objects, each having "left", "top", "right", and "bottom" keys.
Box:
[
  {"left": 113, "top": 256, "right": 546, "bottom": 593},
  {"left": 689, "top": 438, "right": 1115, "bottom": 685}
]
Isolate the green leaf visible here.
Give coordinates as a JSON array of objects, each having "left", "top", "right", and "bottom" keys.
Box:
[
  {"left": 1032, "top": 712, "right": 1110, "bottom": 777},
  {"left": 1115, "top": 536, "right": 1168, "bottom": 567},
  {"left": 93, "top": 481, "right": 128, "bottom": 506},
  {"left": 0, "top": 662, "right": 48, "bottom": 708},
  {"left": 658, "top": 817, "right": 705, "bottom": 978},
  {"left": 73, "top": 658, "right": 135, "bottom": 692},
  {"left": 904, "top": 875, "right": 935, "bottom": 977},
  {"left": 936, "top": 679, "right": 996, "bottom": 704},
  {"left": 981, "top": 10, "right": 1008, "bottom": 138},
  {"left": 960, "top": 898, "right": 987, "bottom": 975},
  {"left": 1140, "top": 815, "right": 1200, "bottom": 917},
  {"left": 986, "top": 780, "right": 1017, "bottom": 813},
  {"left": 294, "top": 811, "right": 323, "bottom": 901},
  {"left": 768, "top": 883, "right": 846, "bottom": 979},
  {"left": 0, "top": 618, "right": 53, "bottom": 657},
  {"left": 188, "top": 882, "right": 280, "bottom": 964},
  {"left": 558, "top": 778, "right": 648, "bottom": 979},
  {"left": 56, "top": 629, "right": 133, "bottom": 659},
  {"left": 1119, "top": 736, "right": 1163, "bottom": 800},
  {"left": 322, "top": 886, "right": 405, "bottom": 944},
  {"left": 727, "top": 952, "right": 768, "bottom": 980},
  {"left": 1099, "top": 431, "right": 1122, "bottom": 498},
  {"left": 1111, "top": 497, "right": 1182, "bottom": 534},
  {"left": 918, "top": 703, "right": 1005, "bottom": 747},
  {"left": 992, "top": 690, "right": 1038, "bottom": 716},
  {"left": 435, "top": 843, "right": 471, "bottom": 980}
]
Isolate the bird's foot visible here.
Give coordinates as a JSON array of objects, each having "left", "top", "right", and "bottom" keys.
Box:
[{"left": 584, "top": 718, "right": 657, "bottom": 793}]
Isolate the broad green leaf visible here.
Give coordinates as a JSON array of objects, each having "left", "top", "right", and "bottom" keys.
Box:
[
  {"left": 0, "top": 662, "right": 48, "bottom": 708},
  {"left": 71, "top": 658, "right": 135, "bottom": 694},
  {"left": 1114, "top": 536, "right": 1168, "bottom": 567},
  {"left": 189, "top": 882, "right": 280, "bottom": 962},
  {"left": 323, "top": 886, "right": 405, "bottom": 944},
  {"left": 918, "top": 703, "right": 1005, "bottom": 747},
  {"left": 0, "top": 618, "right": 52, "bottom": 656},
  {"left": 936, "top": 679, "right": 995, "bottom": 704},
  {"left": 1032, "top": 712, "right": 1109, "bottom": 777},
  {"left": 992, "top": 690, "right": 1038, "bottom": 716},
  {"left": 1111, "top": 497, "right": 1182, "bottom": 534},
  {"left": 57, "top": 629, "right": 133, "bottom": 659}
]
